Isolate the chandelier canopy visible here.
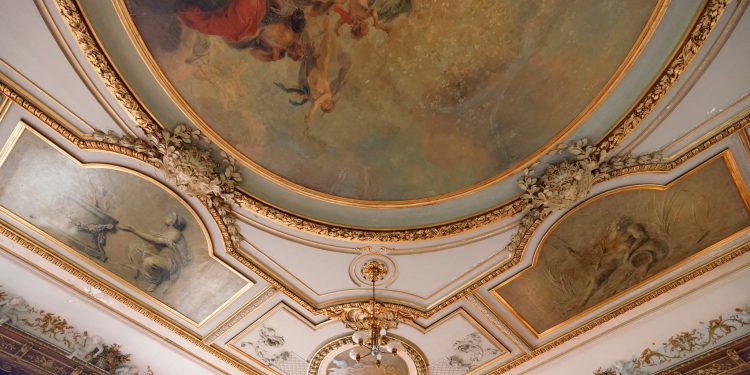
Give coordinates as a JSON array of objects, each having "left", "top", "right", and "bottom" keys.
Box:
[{"left": 348, "top": 260, "right": 402, "bottom": 365}]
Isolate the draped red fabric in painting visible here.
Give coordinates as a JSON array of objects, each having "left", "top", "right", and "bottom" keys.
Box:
[{"left": 179, "top": 0, "right": 267, "bottom": 42}]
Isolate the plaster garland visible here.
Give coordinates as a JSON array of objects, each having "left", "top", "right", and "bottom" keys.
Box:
[
  {"left": 505, "top": 138, "right": 663, "bottom": 258},
  {"left": 594, "top": 302, "right": 750, "bottom": 375},
  {"left": 90, "top": 125, "right": 243, "bottom": 246}
]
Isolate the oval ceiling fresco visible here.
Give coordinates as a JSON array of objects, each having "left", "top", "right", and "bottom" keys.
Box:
[{"left": 123, "top": 0, "right": 660, "bottom": 202}]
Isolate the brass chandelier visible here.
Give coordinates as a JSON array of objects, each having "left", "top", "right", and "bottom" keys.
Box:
[{"left": 348, "top": 260, "right": 401, "bottom": 365}]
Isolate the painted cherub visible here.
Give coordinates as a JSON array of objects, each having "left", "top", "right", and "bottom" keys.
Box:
[
  {"left": 274, "top": 19, "right": 352, "bottom": 127},
  {"left": 332, "top": 0, "right": 411, "bottom": 39}
]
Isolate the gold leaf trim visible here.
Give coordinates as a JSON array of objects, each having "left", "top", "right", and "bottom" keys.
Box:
[
  {"left": 487, "top": 241, "right": 750, "bottom": 374},
  {"left": 307, "top": 336, "right": 428, "bottom": 375},
  {"left": 0, "top": 223, "right": 262, "bottom": 375},
  {"left": 52, "top": 0, "right": 727, "bottom": 241}
]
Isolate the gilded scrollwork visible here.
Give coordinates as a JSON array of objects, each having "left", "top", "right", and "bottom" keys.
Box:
[
  {"left": 307, "top": 336, "right": 428, "bottom": 375},
  {"left": 0, "top": 287, "right": 153, "bottom": 374},
  {"left": 595, "top": 302, "right": 750, "bottom": 375},
  {"left": 325, "top": 301, "right": 422, "bottom": 331},
  {"left": 506, "top": 138, "right": 663, "bottom": 259},
  {"left": 51, "top": 0, "right": 729, "bottom": 242},
  {"left": 0, "top": 0, "right": 740, "bottom": 372}
]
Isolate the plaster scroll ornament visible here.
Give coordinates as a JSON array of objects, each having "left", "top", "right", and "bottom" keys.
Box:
[
  {"left": 446, "top": 333, "right": 499, "bottom": 371},
  {"left": 594, "top": 301, "right": 750, "bottom": 375},
  {"left": 0, "top": 296, "right": 27, "bottom": 326},
  {"left": 0, "top": 288, "right": 154, "bottom": 374},
  {"left": 90, "top": 124, "right": 243, "bottom": 246}
]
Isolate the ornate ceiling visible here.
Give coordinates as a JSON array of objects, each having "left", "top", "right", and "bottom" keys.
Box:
[{"left": 0, "top": 0, "right": 750, "bottom": 374}]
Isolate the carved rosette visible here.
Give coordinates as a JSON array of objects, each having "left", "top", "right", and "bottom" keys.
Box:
[{"left": 361, "top": 260, "right": 387, "bottom": 283}]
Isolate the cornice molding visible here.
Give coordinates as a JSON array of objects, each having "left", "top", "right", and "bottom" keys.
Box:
[
  {"left": 307, "top": 335, "right": 428, "bottom": 375},
  {"left": 3, "top": 76, "right": 750, "bottom": 352},
  {"left": 594, "top": 302, "right": 750, "bottom": 374},
  {"left": 52, "top": 0, "right": 728, "bottom": 241},
  {"left": 0, "top": 287, "right": 151, "bottom": 374}
]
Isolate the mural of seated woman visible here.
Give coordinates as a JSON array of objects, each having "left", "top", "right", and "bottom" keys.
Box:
[{"left": 118, "top": 213, "right": 193, "bottom": 293}]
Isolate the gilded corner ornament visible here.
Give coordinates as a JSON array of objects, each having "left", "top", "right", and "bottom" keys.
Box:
[{"left": 506, "top": 138, "right": 663, "bottom": 258}]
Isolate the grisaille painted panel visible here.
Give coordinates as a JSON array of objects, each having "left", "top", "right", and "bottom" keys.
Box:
[
  {"left": 495, "top": 155, "right": 750, "bottom": 334},
  {"left": 0, "top": 127, "right": 247, "bottom": 324},
  {"left": 124, "top": 0, "right": 657, "bottom": 201}
]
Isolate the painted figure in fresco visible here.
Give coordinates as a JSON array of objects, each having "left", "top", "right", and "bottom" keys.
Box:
[
  {"left": 332, "top": 0, "right": 411, "bottom": 39},
  {"left": 0, "top": 296, "right": 27, "bottom": 326},
  {"left": 274, "top": 21, "right": 351, "bottom": 125},
  {"left": 70, "top": 199, "right": 119, "bottom": 262},
  {"left": 545, "top": 217, "right": 669, "bottom": 310},
  {"left": 178, "top": 0, "right": 310, "bottom": 62},
  {"left": 119, "top": 213, "right": 192, "bottom": 293}
]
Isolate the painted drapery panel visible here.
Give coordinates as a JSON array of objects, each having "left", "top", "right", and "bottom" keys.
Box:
[
  {"left": 123, "top": 0, "right": 658, "bottom": 201},
  {"left": 494, "top": 154, "right": 750, "bottom": 334},
  {"left": 0, "top": 126, "right": 247, "bottom": 324}
]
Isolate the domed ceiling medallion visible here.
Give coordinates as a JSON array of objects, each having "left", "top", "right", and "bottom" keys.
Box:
[{"left": 119, "top": 0, "right": 664, "bottom": 205}]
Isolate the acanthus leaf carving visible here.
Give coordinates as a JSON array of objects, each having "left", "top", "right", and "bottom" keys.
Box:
[
  {"left": 506, "top": 138, "right": 664, "bottom": 258},
  {"left": 89, "top": 124, "right": 243, "bottom": 246},
  {"left": 326, "top": 301, "right": 422, "bottom": 331}
]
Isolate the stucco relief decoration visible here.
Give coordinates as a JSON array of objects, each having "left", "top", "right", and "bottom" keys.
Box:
[
  {"left": 90, "top": 124, "right": 243, "bottom": 245},
  {"left": 508, "top": 138, "right": 663, "bottom": 256},
  {"left": 327, "top": 302, "right": 421, "bottom": 331},
  {"left": 239, "top": 326, "right": 308, "bottom": 374},
  {"left": 0, "top": 287, "right": 153, "bottom": 374},
  {"left": 594, "top": 302, "right": 750, "bottom": 375},
  {"left": 430, "top": 333, "right": 499, "bottom": 374}
]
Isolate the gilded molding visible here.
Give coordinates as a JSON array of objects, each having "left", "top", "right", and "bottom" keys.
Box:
[
  {"left": 486, "top": 241, "right": 750, "bottom": 374},
  {"left": 0, "top": 287, "right": 151, "bottom": 374},
  {"left": 52, "top": 0, "right": 728, "bottom": 242},
  {"left": 202, "top": 288, "right": 277, "bottom": 344},
  {"left": 4, "top": 52, "right": 750, "bottom": 329},
  {"left": 54, "top": 0, "right": 162, "bottom": 140},
  {"left": 0, "top": 223, "right": 262, "bottom": 375},
  {"left": 596, "top": 0, "right": 729, "bottom": 154},
  {"left": 0, "top": 3, "right": 742, "bottom": 372},
  {"left": 594, "top": 302, "right": 750, "bottom": 374},
  {"left": 307, "top": 336, "right": 428, "bottom": 375}
]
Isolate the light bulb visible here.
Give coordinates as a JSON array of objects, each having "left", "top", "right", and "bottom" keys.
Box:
[
  {"left": 352, "top": 330, "right": 368, "bottom": 345},
  {"left": 349, "top": 346, "right": 368, "bottom": 362},
  {"left": 384, "top": 341, "right": 401, "bottom": 354},
  {"left": 380, "top": 327, "right": 387, "bottom": 337}
]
